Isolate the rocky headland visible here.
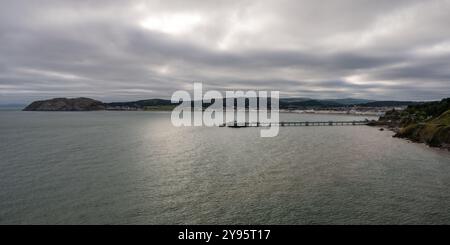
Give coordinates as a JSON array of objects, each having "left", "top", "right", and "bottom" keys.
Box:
[
  {"left": 370, "top": 98, "right": 450, "bottom": 150},
  {"left": 23, "top": 97, "right": 105, "bottom": 111}
]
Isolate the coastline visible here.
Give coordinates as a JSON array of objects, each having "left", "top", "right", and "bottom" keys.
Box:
[
  {"left": 367, "top": 102, "right": 450, "bottom": 151},
  {"left": 17, "top": 106, "right": 384, "bottom": 117}
]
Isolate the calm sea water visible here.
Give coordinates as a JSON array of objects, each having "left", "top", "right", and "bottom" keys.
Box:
[{"left": 1, "top": 111, "right": 449, "bottom": 224}]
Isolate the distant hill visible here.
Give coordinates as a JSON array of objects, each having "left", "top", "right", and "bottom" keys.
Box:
[
  {"left": 359, "top": 101, "right": 420, "bottom": 107},
  {"left": 106, "top": 99, "right": 173, "bottom": 108},
  {"left": 279, "top": 98, "right": 374, "bottom": 106},
  {"left": 23, "top": 97, "right": 105, "bottom": 111},
  {"left": 130, "top": 97, "right": 418, "bottom": 109},
  {"left": 323, "top": 98, "right": 375, "bottom": 105},
  {"left": 279, "top": 99, "right": 343, "bottom": 109},
  {"left": 22, "top": 97, "right": 423, "bottom": 111},
  {"left": 105, "top": 97, "right": 370, "bottom": 110},
  {"left": 278, "top": 98, "right": 312, "bottom": 103}
]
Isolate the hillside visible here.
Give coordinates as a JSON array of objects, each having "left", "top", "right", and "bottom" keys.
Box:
[
  {"left": 395, "top": 109, "right": 450, "bottom": 149},
  {"left": 374, "top": 98, "right": 450, "bottom": 149}
]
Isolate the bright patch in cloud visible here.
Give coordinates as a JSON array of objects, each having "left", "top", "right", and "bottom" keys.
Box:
[{"left": 139, "top": 13, "right": 203, "bottom": 35}]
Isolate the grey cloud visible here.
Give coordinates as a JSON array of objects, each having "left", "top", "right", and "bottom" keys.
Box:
[{"left": 0, "top": 0, "right": 449, "bottom": 104}]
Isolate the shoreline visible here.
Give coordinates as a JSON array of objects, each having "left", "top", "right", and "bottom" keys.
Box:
[
  {"left": 15, "top": 108, "right": 383, "bottom": 117},
  {"left": 368, "top": 123, "right": 450, "bottom": 151}
]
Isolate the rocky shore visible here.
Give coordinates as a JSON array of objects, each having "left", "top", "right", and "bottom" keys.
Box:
[{"left": 369, "top": 98, "right": 450, "bottom": 150}]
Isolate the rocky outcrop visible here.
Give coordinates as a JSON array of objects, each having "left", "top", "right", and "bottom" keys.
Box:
[
  {"left": 394, "top": 110, "right": 450, "bottom": 149},
  {"left": 23, "top": 97, "right": 105, "bottom": 111},
  {"left": 371, "top": 98, "right": 450, "bottom": 150}
]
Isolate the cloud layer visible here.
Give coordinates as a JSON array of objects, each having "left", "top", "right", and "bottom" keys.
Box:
[{"left": 1, "top": 0, "right": 450, "bottom": 103}]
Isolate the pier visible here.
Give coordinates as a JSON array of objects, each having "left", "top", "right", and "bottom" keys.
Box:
[{"left": 223, "top": 120, "right": 371, "bottom": 128}]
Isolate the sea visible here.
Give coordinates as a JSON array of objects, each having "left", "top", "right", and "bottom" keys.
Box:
[{"left": 1, "top": 110, "right": 449, "bottom": 224}]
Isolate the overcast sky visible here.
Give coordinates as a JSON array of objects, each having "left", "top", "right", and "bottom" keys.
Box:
[{"left": 1, "top": 0, "right": 450, "bottom": 103}]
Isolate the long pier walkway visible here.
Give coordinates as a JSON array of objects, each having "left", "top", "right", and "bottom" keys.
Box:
[{"left": 223, "top": 120, "right": 371, "bottom": 128}]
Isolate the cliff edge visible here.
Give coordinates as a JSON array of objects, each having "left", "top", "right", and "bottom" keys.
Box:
[{"left": 371, "top": 98, "right": 450, "bottom": 150}]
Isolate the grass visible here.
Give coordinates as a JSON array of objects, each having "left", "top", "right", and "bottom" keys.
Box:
[{"left": 397, "top": 109, "right": 450, "bottom": 147}]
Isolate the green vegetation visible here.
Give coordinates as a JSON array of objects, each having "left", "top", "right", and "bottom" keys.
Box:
[{"left": 378, "top": 98, "right": 450, "bottom": 149}]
